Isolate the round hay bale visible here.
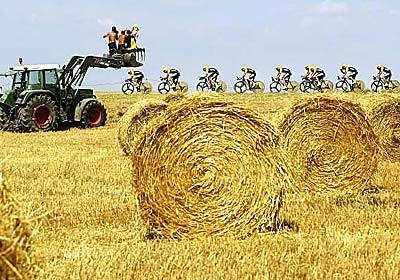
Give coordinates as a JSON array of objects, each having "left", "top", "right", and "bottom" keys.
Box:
[
  {"left": 370, "top": 98, "right": 400, "bottom": 162},
  {"left": 132, "top": 95, "right": 293, "bottom": 239},
  {"left": 118, "top": 99, "right": 168, "bottom": 156},
  {"left": 163, "top": 92, "right": 187, "bottom": 104},
  {"left": 280, "top": 97, "right": 378, "bottom": 192}
]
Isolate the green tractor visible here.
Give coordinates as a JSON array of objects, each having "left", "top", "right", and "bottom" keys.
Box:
[{"left": 0, "top": 49, "right": 145, "bottom": 132}]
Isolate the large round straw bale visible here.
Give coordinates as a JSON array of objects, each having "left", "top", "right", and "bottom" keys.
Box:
[
  {"left": 370, "top": 98, "right": 400, "bottom": 162},
  {"left": 118, "top": 99, "right": 167, "bottom": 156},
  {"left": 132, "top": 95, "right": 293, "bottom": 239},
  {"left": 163, "top": 92, "right": 187, "bottom": 104},
  {"left": 280, "top": 97, "right": 378, "bottom": 192}
]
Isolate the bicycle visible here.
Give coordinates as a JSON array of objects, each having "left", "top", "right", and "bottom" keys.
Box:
[
  {"left": 233, "top": 77, "right": 265, "bottom": 93},
  {"left": 300, "top": 76, "right": 334, "bottom": 93},
  {"left": 371, "top": 76, "right": 400, "bottom": 92},
  {"left": 196, "top": 76, "right": 227, "bottom": 93},
  {"left": 158, "top": 77, "right": 189, "bottom": 94},
  {"left": 269, "top": 77, "right": 299, "bottom": 93},
  {"left": 335, "top": 76, "right": 366, "bottom": 93},
  {"left": 121, "top": 79, "right": 153, "bottom": 95}
]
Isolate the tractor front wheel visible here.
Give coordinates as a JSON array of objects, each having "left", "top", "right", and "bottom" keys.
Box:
[
  {"left": 18, "top": 94, "right": 58, "bottom": 132},
  {"left": 81, "top": 100, "right": 107, "bottom": 128}
]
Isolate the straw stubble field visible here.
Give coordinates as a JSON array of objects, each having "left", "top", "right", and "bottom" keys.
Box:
[{"left": 1, "top": 92, "right": 400, "bottom": 279}]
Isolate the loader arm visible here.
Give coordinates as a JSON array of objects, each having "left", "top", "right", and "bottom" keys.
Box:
[{"left": 61, "top": 48, "right": 146, "bottom": 88}]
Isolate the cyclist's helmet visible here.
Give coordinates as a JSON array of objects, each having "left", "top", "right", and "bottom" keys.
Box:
[
  {"left": 276, "top": 65, "right": 283, "bottom": 71},
  {"left": 132, "top": 24, "right": 139, "bottom": 30},
  {"left": 203, "top": 65, "right": 210, "bottom": 73},
  {"left": 241, "top": 66, "right": 249, "bottom": 73},
  {"left": 305, "top": 65, "right": 312, "bottom": 70},
  {"left": 128, "top": 69, "right": 133, "bottom": 76},
  {"left": 377, "top": 64, "right": 385, "bottom": 70},
  {"left": 162, "top": 67, "right": 170, "bottom": 74},
  {"left": 342, "top": 64, "right": 350, "bottom": 70}
]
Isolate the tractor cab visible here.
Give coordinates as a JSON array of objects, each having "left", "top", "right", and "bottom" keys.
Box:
[{"left": 9, "top": 64, "right": 61, "bottom": 93}]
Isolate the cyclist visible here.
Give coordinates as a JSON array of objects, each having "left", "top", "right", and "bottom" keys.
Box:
[
  {"left": 162, "top": 67, "right": 181, "bottom": 90},
  {"left": 241, "top": 66, "right": 256, "bottom": 89},
  {"left": 203, "top": 66, "right": 219, "bottom": 89},
  {"left": 310, "top": 66, "right": 326, "bottom": 89},
  {"left": 304, "top": 65, "right": 314, "bottom": 79},
  {"left": 276, "top": 65, "right": 292, "bottom": 87},
  {"left": 340, "top": 64, "right": 358, "bottom": 85},
  {"left": 377, "top": 64, "right": 392, "bottom": 85},
  {"left": 128, "top": 69, "right": 144, "bottom": 88}
]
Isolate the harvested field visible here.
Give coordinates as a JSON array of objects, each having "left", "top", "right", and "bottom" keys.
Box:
[{"left": 0, "top": 93, "right": 399, "bottom": 279}]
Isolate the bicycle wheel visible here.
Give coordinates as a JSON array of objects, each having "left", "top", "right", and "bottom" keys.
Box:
[
  {"left": 140, "top": 82, "right": 153, "bottom": 94},
  {"left": 122, "top": 82, "right": 134, "bottom": 95},
  {"left": 300, "top": 81, "right": 311, "bottom": 93},
  {"left": 234, "top": 81, "right": 247, "bottom": 93},
  {"left": 158, "top": 82, "right": 171, "bottom": 94},
  {"left": 322, "top": 80, "right": 334, "bottom": 92},
  {"left": 336, "top": 80, "right": 350, "bottom": 92},
  {"left": 288, "top": 81, "right": 300, "bottom": 93},
  {"left": 178, "top": 82, "right": 189, "bottom": 94},
  {"left": 371, "top": 81, "right": 383, "bottom": 93},
  {"left": 354, "top": 80, "right": 366, "bottom": 93},
  {"left": 216, "top": 81, "right": 227, "bottom": 93},
  {"left": 269, "top": 81, "right": 282, "bottom": 93},
  {"left": 389, "top": 80, "right": 400, "bottom": 91},
  {"left": 253, "top": 81, "right": 265, "bottom": 94},
  {"left": 196, "top": 81, "right": 209, "bottom": 92}
]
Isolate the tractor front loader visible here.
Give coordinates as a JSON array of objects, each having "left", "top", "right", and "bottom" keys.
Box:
[{"left": 0, "top": 48, "right": 145, "bottom": 132}]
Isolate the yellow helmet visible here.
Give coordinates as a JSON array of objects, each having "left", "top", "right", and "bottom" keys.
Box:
[
  {"left": 276, "top": 65, "right": 283, "bottom": 71},
  {"left": 128, "top": 69, "right": 133, "bottom": 75},
  {"left": 377, "top": 64, "right": 385, "bottom": 70},
  {"left": 342, "top": 64, "right": 350, "bottom": 69},
  {"left": 305, "top": 64, "right": 312, "bottom": 70},
  {"left": 203, "top": 65, "right": 209, "bottom": 72},
  {"left": 241, "top": 66, "right": 249, "bottom": 72},
  {"left": 132, "top": 24, "right": 139, "bottom": 30},
  {"left": 162, "top": 67, "right": 170, "bottom": 73}
]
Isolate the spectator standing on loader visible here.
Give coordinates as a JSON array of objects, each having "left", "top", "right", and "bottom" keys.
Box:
[
  {"left": 103, "top": 26, "right": 119, "bottom": 55},
  {"left": 118, "top": 30, "right": 127, "bottom": 51},
  {"left": 130, "top": 24, "right": 140, "bottom": 49}
]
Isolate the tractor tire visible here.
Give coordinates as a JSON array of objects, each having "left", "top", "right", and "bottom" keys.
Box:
[
  {"left": 0, "top": 106, "right": 8, "bottom": 130},
  {"left": 80, "top": 100, "right": 107, "bottom": 128},
  {"left": 18, "top": 94, "right": 58, "bottom": 132}
]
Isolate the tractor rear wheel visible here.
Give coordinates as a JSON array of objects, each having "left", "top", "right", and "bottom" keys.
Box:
[
  {"left": 0, "top": 106, "right": 8, "bottom": 130},
  {"left": 18, "top": 94, "right": 58, "bottom": 132},
  {"left": 80, "top": 100, "right": 107, "bottom": 128}
]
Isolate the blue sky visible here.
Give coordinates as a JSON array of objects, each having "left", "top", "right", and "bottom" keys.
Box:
[{"left": 0, "top": 0, "right": 399, "bottom": 91}]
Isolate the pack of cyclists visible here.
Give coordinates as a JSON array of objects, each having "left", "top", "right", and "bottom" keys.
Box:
[{"left": 122, "top": 64, "right": 396, "bottom": 94}]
